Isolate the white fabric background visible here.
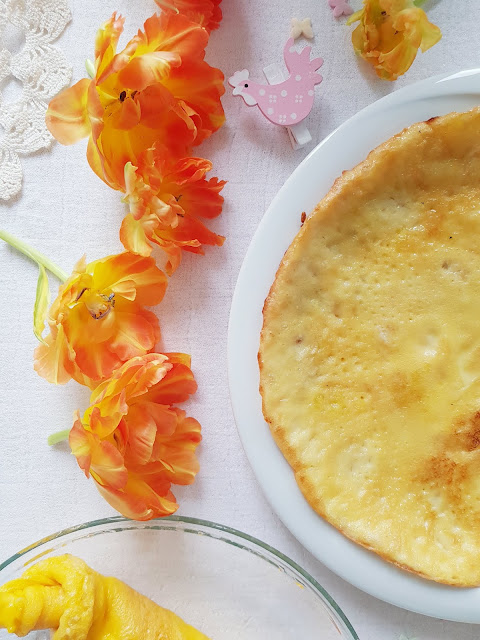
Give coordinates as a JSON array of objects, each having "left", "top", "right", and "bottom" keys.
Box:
[{"left": 1, "top": 1, "right": 480, "bottom": 638}]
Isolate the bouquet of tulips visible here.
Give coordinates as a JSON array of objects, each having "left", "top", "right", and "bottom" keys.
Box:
[{"left": 0, "top": 0, "right": 225, "bottom": 521}]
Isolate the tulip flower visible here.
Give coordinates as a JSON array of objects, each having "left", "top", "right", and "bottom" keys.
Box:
[
  {"left": 347, "top": 0, "right": 441, "bottom": 81},
  {"left": 46, "top": 12, "right": 225, "bottom": 189},
  {"left": 120, "top": 148, "right": 225, "bottom": 274},
  {"left": 69, "top": 353, "right": 201, "bottom": 520},
  {"left": 33, "top": 252, "right": 167, "bottom": 387},
  {"left": 0, "top": 232, "right": 167, "bottom": 387}
]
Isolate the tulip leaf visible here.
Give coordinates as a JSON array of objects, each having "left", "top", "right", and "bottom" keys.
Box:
[{"left": 33, "top": 264, "right": 50, "bottom": 344}]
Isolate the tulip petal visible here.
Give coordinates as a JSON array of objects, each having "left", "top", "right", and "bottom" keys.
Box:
[
  {"left": 164, "top": 352, "right": 192, "bottom": 368},
  {"left": 46, "top": 79, "right": 92, "bottom": 145},
  {"left": 160, "top": 242, "right": 183, "bottom": 276},
  {"left": 165, "top": 155, "right": 212, "bottom": 184},
  {"left": 128, "top": 416, "right": 158, "bottom": 465},
  {"left": 124, "top": 357, "right": 171, "bottom": 399},
  {"left": 107, "top": 308, "right": 160, "bottom": 361},
  {"left": 120, "top": 213, "right": 153, "bottom": 256},
  {"left": 95, "top": 13, "right": 125, "bottom": 77},
  {"left": 71, "top": 419, "right": 129, "bottom": 489},
  {"left": 96, "top": 39, "right": 139, "bottom": 86},
  {"left": 118, "top": 52, "right": 182, "bottom": 91},
  {"left": 86, "top": 137, "right": 106, "bottom": 185},
  {"left": 141, "top": 12, "right": 208, "bottom": 61},
  {"left": 150, "top": 409, "right": 201, "bottom": 484},
  {"left": 156, "top": 213, "right": 225, "bottom": 248},
  {"left": 135, "top": 83, "right": 186, "bottom": 129},
  {"left": 145, "top": 361, "right": 198, "bottom": 404},
  {"left": 110, "top": 96, "right": 142, "bottom": 130},
  {"left": 165, "top": 59, "right": 225, "bottom": 144},
  {"left": 96, "top": 475, "right": 178, "bottom": 520},
  {"left": 90, "top": 442, "right": 128, "bottom": 490},
  {"left": 87, "top": 394, "right": 128, "bottom": 439},
  {"left": 171, "top": 176, "right": 226, "bottom": 220},
  {"left": 72, "top": 339, "right": 122, "bottom": 384},
  {"left": 92, "top": 253, "right": 167, "bottom": 306},
  {"left": 69, "top": 416, "right": 93, "bottom": 476},
  {"left": 127, "top": 402, "right": 177, "bottom": 442},
  {"left": 34, "top": 325, "right": 72, "bottom": 385},
  {"left": 155, "top": 0, "right": 223, "bottom": 33}
]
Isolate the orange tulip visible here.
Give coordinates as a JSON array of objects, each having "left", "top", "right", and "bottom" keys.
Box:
[
  {"left": 155, "top": 0, "right": 223, "bottom": 33},
  {"left": 69, "top": 352, "right": 201, "bottom": 520},
  {"left": 120, "top": 147, "right": 225, "bottom": 274},
  {"left": 347, "top": 0, "right": 441, "bottom": 81},
  {"left": 46, "top": 12, "right": 225, "bottom": 189},
  {"left": 34, "top": 253, "right": 167, "bottom": 387}
]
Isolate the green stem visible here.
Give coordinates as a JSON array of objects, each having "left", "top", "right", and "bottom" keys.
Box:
[
  {"left": 48, "top": 429, "right": 71, "bottom": 446},
  {"left": 0, "top": 230, "right": 68, "bottom": 282}
]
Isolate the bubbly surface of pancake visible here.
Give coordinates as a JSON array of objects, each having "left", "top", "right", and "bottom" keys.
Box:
[{"left": 259, "top": 108, "right": 480, "bottom": 586}]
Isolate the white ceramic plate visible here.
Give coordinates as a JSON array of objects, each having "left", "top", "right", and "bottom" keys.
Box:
[{"left": 228, "top": 69, "right": 480, "bottom": 623}]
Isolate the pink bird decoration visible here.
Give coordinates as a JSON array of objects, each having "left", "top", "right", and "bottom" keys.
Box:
[
  {"left": 328, "top": 0, "right": 353, "bottom": 18},
  {"left": 228, "top": 38, "right": 323, "bottom": 128}
]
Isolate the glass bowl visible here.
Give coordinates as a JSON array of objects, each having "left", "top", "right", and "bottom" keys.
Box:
[{"left": 0, "top": 516, "right": 358, "bottom": 639}]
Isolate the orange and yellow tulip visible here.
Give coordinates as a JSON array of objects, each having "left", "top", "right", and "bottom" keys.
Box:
[
  {"left": 34, "top": 253, "right": 167, "bottom": 387},
  {"left": 347, "top": 0, "right": 441, "bottom": 81},
  {"left": 120, "top": 148, "right": 225, "bottom": 274},
  {"left": 46, "top": 12, "right": 225, "bottom": 189},
  {"left": 155, "top": 0, "right": 223, "bottom": 33},
  {"left": 69, "top": 352, "right": 201, "bottom": 520}
]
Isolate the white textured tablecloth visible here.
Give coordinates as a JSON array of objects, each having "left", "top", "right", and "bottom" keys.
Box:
[{"left": 1, "top": 1, "right": 480, "bottom": 638}]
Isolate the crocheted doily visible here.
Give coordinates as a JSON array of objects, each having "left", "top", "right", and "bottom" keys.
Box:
[{"left": 0, "top": 0, "right": 72, "bottom": 200}]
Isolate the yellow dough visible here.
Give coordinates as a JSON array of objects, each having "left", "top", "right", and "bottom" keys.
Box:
[
  {"left": 260, "top": 108, "right": 480, "bottom": 586},
  {"left": 0, "top": 554, "right": 209, "bottom": 639}
]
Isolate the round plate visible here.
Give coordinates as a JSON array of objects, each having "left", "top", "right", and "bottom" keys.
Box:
[{"left": 228, "top": 69, "right": 480, "bottom": 623}]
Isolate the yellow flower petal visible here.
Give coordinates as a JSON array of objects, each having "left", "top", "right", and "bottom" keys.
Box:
[
  {"left": 45, "top": 79, "right": 92, "bottom": 144},
  {"left": 118, "top": 52, "right": 182, "bottom": 91},
  {"left": 120, "top": 213, "right": 153, "bottom": 257},
  {"left": 34, "top": 325, "right": 72, "bottom": 385}
]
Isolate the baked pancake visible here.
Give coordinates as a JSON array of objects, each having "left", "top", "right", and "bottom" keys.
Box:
[{"left": 259, "top": 108, "right": 480, "bottom": 586}]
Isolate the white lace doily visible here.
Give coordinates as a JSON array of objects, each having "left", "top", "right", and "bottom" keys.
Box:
[{"left": 0, "top": 0, "right": 72, "bottom": 200}]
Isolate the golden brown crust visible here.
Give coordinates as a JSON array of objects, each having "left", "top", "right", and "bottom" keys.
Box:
[{"left": 259, "top": 107, "right": 480, "bottom": 586}]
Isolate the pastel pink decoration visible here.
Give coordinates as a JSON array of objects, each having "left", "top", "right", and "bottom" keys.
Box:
[
  {"left": 328, "top": 0, "right": 353, "bottom": 18},
  {"left": 228, "top": 38, "right": 323, "bottom": 128}
]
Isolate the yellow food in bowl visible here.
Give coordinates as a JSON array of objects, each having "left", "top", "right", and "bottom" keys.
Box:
[
  {"left": 260, "top": 108, "right": 480, "bottom": 586},
  {"left": 0, "top": 554, "right": 209, "bottom": 639}
]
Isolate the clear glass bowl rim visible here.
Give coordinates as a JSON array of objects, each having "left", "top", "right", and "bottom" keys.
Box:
[{"left": 0, "top": 515, "right": 358, "bottom": 639}]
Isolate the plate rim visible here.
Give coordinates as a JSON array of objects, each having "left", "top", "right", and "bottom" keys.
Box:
[{"left": 228, "top": 67, "right": 480, "bottom": 623}]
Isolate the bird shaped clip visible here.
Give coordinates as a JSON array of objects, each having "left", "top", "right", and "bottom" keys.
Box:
[{"left": 229, "top": 38, "right": 323, "bottom": 150}]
